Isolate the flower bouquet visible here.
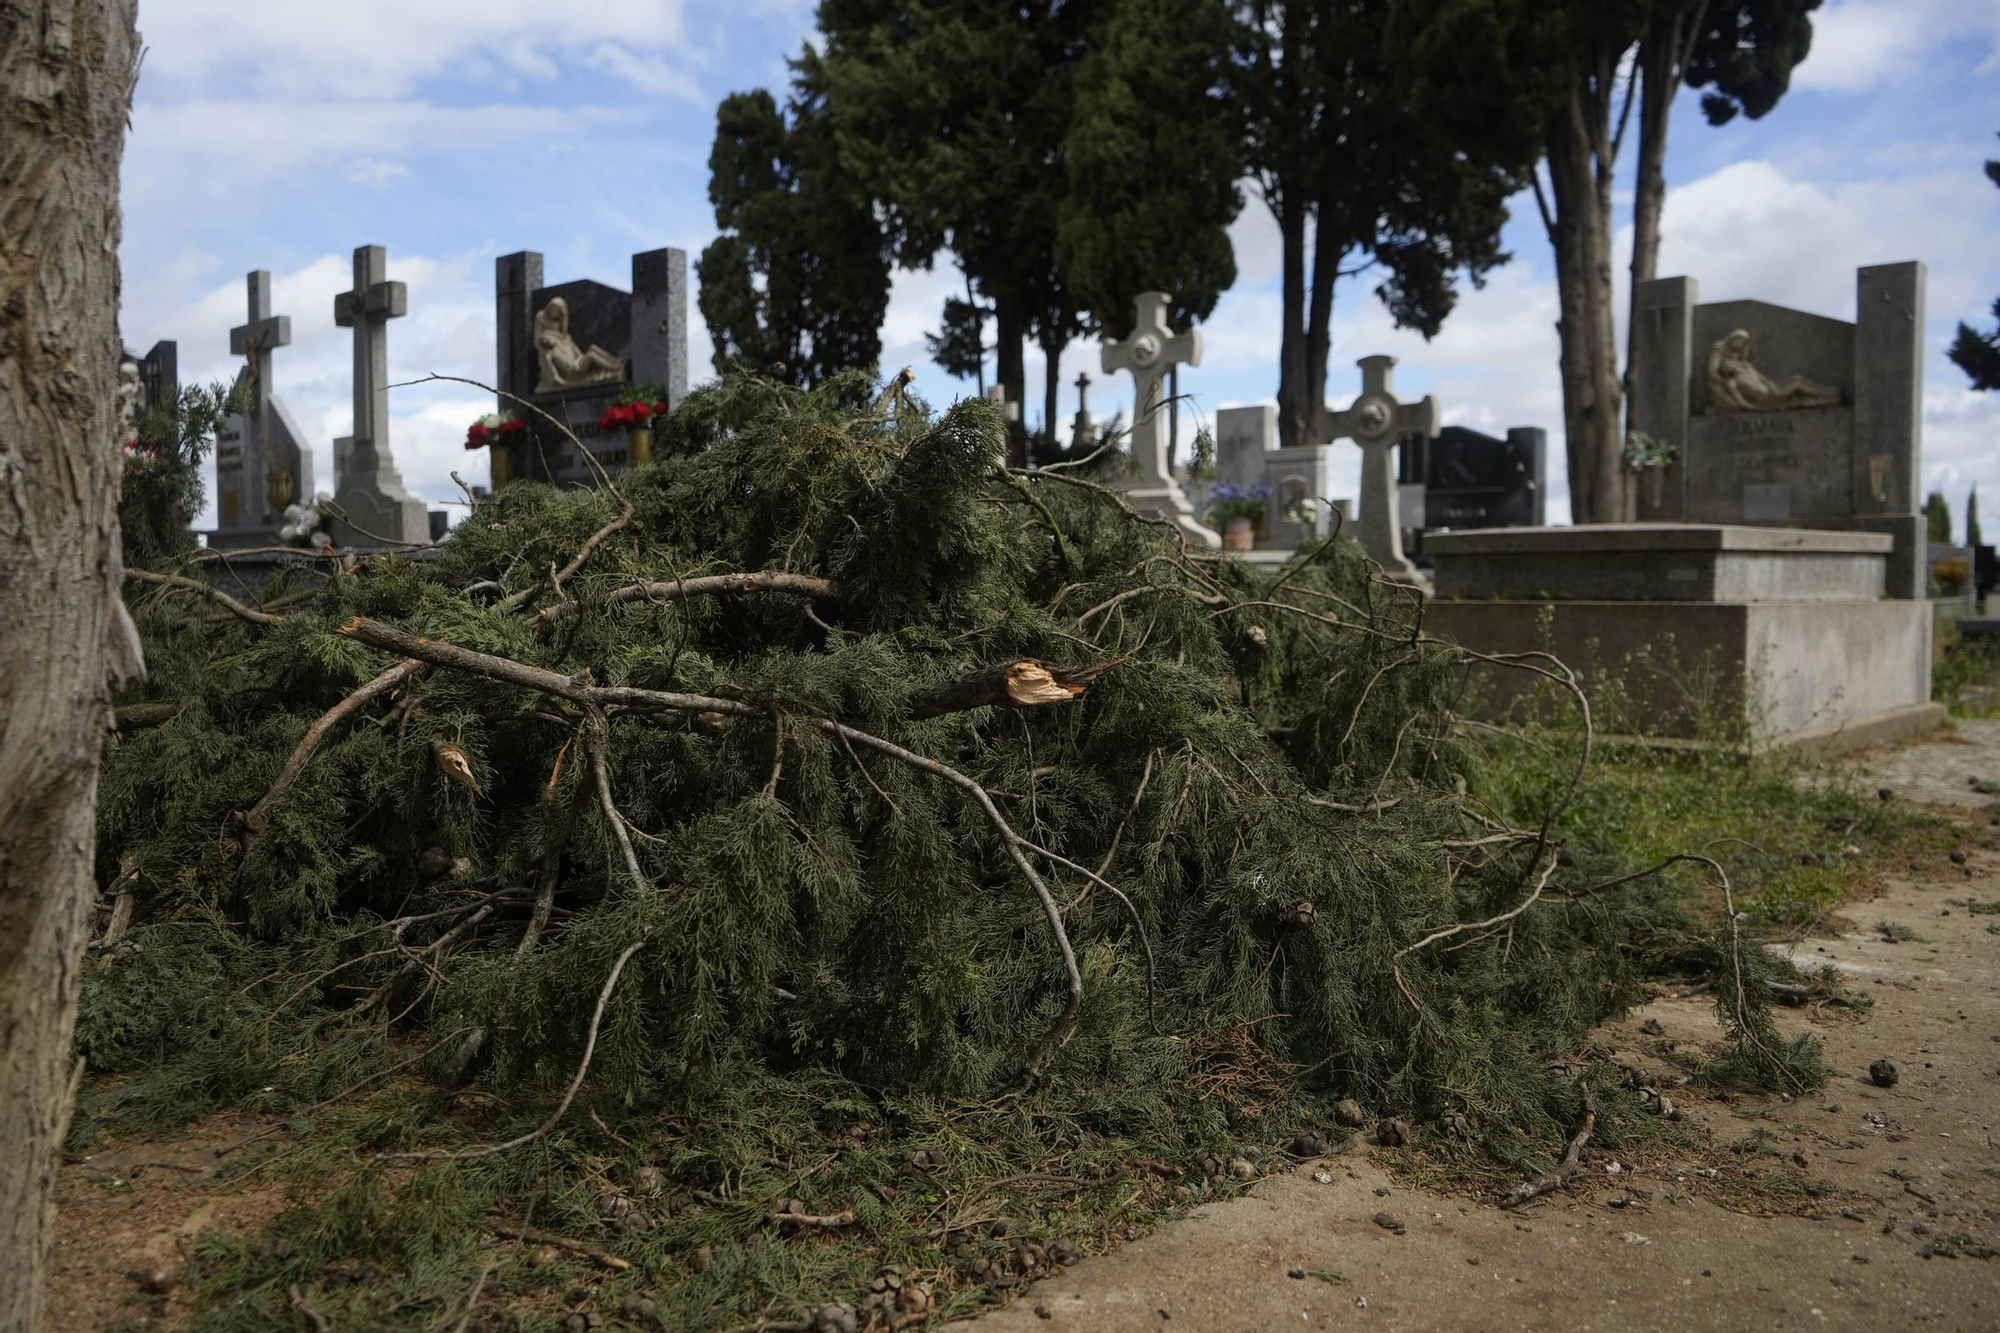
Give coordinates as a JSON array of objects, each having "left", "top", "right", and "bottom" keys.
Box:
[
  {"left": 279, "top": 493, "right": 335, "bottom": 549},
  {"left": 465, "top": 412, "right": 526, "bottom": 451},
  {"left": 1206, "top": 481, "right": 1270, "bottom": 550},
  {"left": 599, "top": 384, "right": 668, "bottom": 465}
]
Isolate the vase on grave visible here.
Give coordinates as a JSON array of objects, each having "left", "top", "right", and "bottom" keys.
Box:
[
  {"left": 490, "top": 444, "right": 514, "bottom": 491},
  {"left": 267, "top": 468, "right": 295, "bottom": 511},
  {"left": 627, "top": 427, "right": 654, "bottom": 467},
  {"left": 1223, "top": 517, "right": 1255, "bottom": 551}
]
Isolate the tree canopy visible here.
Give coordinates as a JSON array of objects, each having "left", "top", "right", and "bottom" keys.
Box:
[
  {"left": 1947, "top": 138, "right": 2000, "bottom": 392},
  {"left": 697, "top": 80, "right": 891, "bottom": 387}
]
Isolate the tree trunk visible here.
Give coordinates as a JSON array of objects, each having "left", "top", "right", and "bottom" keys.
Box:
[
  {"left": 994, "top": 292, "right": 1027, "bottom": 467},
  {"left": 1627, "top": 3, "right": 1703, "bottom": 397},
  {"left": 1304, "top": 214, "right": 1343, "bottom": 424},
  {"left": 1275, "top": 197, "right": 1309, "bottom": 451},
  {"left": 1043, "top": 338, "right": 1061, "bottom": 466},
  {"left": 0, "top": 4, "right": 142, "bottom": 1330},
  {"left": 1542, "top": 82, "right": 1627, "bottom": 525}
]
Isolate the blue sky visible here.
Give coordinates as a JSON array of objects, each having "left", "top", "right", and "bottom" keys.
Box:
[{"left": 119, "top": 0, "right": 2000, "bottom": 539}]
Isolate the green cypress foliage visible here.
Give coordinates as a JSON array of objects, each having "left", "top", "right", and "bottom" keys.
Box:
[
  {"left": 83, "top": 374, "right": 1825, "bottom": 1327},
  {"left": 1948, "top": 138, "right": 2000, "bottom": 392},
  {"left": 698, "top": 81, "right": 892, "bottom": 386},
  {"left": 1927, "top": 490, "right": 1953, "bottom": 544}
]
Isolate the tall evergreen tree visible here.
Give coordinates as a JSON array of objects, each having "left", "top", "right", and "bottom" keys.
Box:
[
  {"left": 698, "top": 78, "right": 891, "bottom": 387},
  {"left": 1926, "top": 490, "right": 1953, "bottom": 545},
  {"left": 1058, "top": 0, "right": 1243, "bottom": 444},
  {"left": 1233, "top": 1, "right": 1520, "bottom": 452},
  {"left": 1968, "top": 486, "right": 1982, "bottom": 549},
  {"left": 926, "top": 293, "right": 993, "bottom": 394},
  {"left": 1394, "top": 0, "right": 1821, "bottom": 523},
  {"left": 814, "top": 0, "right": 1103, "bottom": 462},
  {"left": 1948, "top": 136, "right": 2000, "bottom": 392}
]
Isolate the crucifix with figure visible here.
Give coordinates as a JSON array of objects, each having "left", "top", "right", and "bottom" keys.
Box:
[
  {"left": 329, "top": 245, "right": 430, "bottom": 546},
  {"left": 1101, "top": 292, "right": 1218, "bottom": 545},
  {"left": 1319, "top": 354, "right": 1439, "bottom": 584},
  {"left": 214, "top": 271, "right": 316, "bottom": 540}
]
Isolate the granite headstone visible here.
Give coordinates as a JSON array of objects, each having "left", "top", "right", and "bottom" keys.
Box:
[
  {"left": 1629, "top": 262, "right": 1927, "bottom": 598},
  {"left": 493, "top": 247, "right": 688, "bottom": 488},
  {"left": 213, "top": 271, "right": 319, "bottom": 548}
]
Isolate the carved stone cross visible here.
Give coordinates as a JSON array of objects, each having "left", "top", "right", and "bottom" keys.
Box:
[
  {"left": 329, "top": 245, "right": 427, "bottom": 546},
  {"left": 1319, "top": 354, "right": 1440, "bottom": 582},
  {"left": 229, "top": 270, "right": 290, "bottom": 424},
  {"left": 1101, "top": 292, "right": 1217, "bottom": 545},
  {"left": 334, "top": 245, "right": 407, "bottom": 455}
]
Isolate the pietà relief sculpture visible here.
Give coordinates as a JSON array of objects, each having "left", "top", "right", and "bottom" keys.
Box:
[
  {"left": 1705, "top": 329, "right": 1840, "bottom": 415},
  {"left": 534, "top": 296, "right": 625, "bottom": 393}
]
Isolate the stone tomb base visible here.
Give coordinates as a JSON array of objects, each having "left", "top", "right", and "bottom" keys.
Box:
[{"left": 1427, "top": 525, "right": 1939, "bottom": 750}]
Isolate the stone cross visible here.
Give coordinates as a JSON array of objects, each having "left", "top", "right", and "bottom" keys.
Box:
[
  {"left": 329, "top": 245, "right": 429, "bottom": 546},
  {"left": 1101, "top": 292, "right": 1217, "bottom": 545},
  {"left": 214, "top": 272, "right": 315, "bottom": 538},
  {"left": 229, "top": 271, "right": 290, "bottom": 426},
  {"left": 1070, "top": 371, "right": 1095, "bottom": 450},
  {"left": 1319, "top": 354, "right": 1440, "bottom": 583}
]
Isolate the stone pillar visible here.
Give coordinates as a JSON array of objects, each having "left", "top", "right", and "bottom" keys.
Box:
[
  {"left": 630, "top": 247, "right": 688, "bottom": 410},
  {"left": 1630, "top": 276, "right": 1697, "bottom": 521},
  {"left": 1507, "top": 427, "right": 1548, "bottom": 526},
  {"left": 1214, "top": 405, "right": 1275, "bottom": 489},
  {"left": 1855, "top": 262, "right": 1926, "bottom": 600},
  {"left": 495, "top": 251, "right": 544, "bottom": 414}
]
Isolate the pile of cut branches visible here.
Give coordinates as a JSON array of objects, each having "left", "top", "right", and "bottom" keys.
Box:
[{"left": 80, "top": 370, "right": 1806, "bottom": 1328}]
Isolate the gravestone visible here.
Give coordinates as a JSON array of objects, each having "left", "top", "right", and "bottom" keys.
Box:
[
  {"left": 1319, "top": 355, "right": 1440, "bottom": 583},
  {"left": 1213, "top": 404, "right": 1344, "bottom": 548},
  {"left": 119, "top": 340, "right": 178, "bottom": 434},
  {"left": 984, "top": 382, "right": 1022, "bottom": 424},
  {"left": 1069, "top": 372, "right": 1095, "bottom": 451},
  {"left": 1100, "top": 292, "right": 1217, "bottom": 545},
  {"left": 328, "top": 245, "right": 429, "bottom": 547},
  {"left": 1401, "top": 425, "right": 1546, "bottom": 531},
  {"left": 493, "top": 247, "right": 688, "bottom": 488},
  {"left": 1629, "top": 262, "right": 1926, "bottom": 598},
  {"left": 212, "top": 271, "right": 319, "bottom": 548}
]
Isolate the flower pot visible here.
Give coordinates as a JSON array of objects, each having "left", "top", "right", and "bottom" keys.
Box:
[
  {"left": 1223, "top": 516, "right": 1255, "bottom": 551},
  {"left": 489, "top": 444, "right": 514, "bottom": 491},
  {"left": 627, "top": 427, "right": 654, "bottom": 467}
]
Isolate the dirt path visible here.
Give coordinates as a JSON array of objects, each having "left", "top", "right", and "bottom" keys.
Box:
[{"left": 971, "top": 727, "right": 2000, "bottom": 1333}]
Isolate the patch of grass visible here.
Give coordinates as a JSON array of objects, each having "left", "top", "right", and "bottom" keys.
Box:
[{"left": 1874, "top": 920, "right": 1930, "bottom": 943}]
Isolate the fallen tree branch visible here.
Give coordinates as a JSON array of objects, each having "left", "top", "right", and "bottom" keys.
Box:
[
  {"left": 907, "top": 658, "right": 1121, "bottom": 720},
  {"left": 125, "top": 567, "right": 277, "bottom": 627},
  {"left": 384, "top": 936, "right": 648, "bottom": 1162},
  {"left": 492, "top": 1217, "right": 632, "bottom": 1271},
  {"left": 529, "top": 570, "right": 840, "bottom": 629},
  {"left": 1501, "top": 1076, "right": 1595, "bottom": 1208},
  {"left": 239, "top": 659, "right": 423, "bottom": 853},
  {"left": 335, "top": 616, "right": 1088, "bottom": 1088},
  {"left": 497, "top": 498, "right": 633, "bottom": 614},
  {"left": 773, "top": 1207, "right": 857, "bottom": 1229}
]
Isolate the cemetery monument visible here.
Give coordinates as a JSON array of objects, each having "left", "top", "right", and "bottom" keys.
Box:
[
  {"left": 1428, "top": 260, "right": 1939, "bottom": 750},
  {"left": 328, "top": 245, "right": 429, "bottom": 548},
  {"left": 211, "top": 271, "right": 319, "bottom": 549},
  {"left": 1100, "top": 291, "right": 1218, "bottom": 546},
  {"left": 493, "top": 246, "right": 688, "bottom": 488}
]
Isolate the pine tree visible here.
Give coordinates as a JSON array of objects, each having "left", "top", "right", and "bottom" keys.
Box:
[
  {"left": 1969, "top": 487, "right": 1983, "bottom": 549},
  {"left": 698, "top": 79, "right": 891, "bottom": 386},
  {"left": 1948, "top": 138, "right": 2000, "bottom": 391}
]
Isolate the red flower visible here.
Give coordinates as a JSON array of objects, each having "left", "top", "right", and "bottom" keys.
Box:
[
  {"left": 499, "top": 417, "right": 525, "bottom": 436},
  {"left": 466, "top": 422, "right": 490, "bottom": 449},
  {"left": 652, "top": 401, "right": 667, "bottom": 418}
]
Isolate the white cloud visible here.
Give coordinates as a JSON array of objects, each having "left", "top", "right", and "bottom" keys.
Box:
[
  {"left": 1794, "top": 0, "right": 2000, "bottom": 94},
  {"left": 136, "top": 1, "right": 698, "bottom": 100}
]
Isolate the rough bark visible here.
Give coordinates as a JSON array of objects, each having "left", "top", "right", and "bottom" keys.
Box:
[
  {"left": 994, "top": 292, "right": 1028, "bottom": 467},
  {"left": 1627, "top": 2, "right": 1708, "bottom": 395},
  {"left": 1275, "top": 200, "right": 1310, "bottom": 451},
  {"left": 906, "top": 659, "right": 1121, "bottom": 721},
  {"left": 1542, "top": 71, "right": 1628, "bottom": 525},
  {"left": 0, "top": 3, "right": 142, "bottom": 1329}
]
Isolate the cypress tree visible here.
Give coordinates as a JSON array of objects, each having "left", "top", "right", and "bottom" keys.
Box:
[
  {"left": 1948, "top": 136, "right": 2000, "bottom": 392},
  {"left": 1926, "top": 490, "right": 1953, "bottom": 545}
]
